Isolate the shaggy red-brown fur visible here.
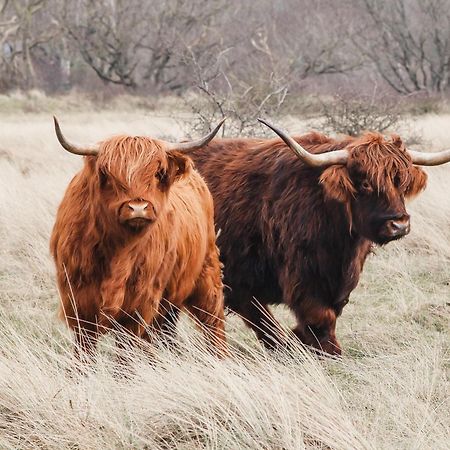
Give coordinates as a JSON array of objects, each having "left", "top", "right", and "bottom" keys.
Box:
[
  {"left": 51, "top": 135, "right": 227, "bottom": 358},
  {"left": 180, "top": 131, "right": 428, "bottom": 355}
]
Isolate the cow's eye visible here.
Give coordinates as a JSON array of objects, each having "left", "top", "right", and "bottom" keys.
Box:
[
  {"left": 360, "top": 180, "right": 372, "bottom": 192},
  {"left": 155, "top": 169, "right": 167, "bottom": 184},
  {"left": 99, "top": 169, "right": 111, "bottom": 188}
]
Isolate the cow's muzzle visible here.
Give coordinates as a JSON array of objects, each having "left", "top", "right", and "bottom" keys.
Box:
[
  {"left": 379, "top": 214, "right": 410, "bottom": 242},
  {"left": 119, "top": 200, "right": 156, "bottom": 229}
]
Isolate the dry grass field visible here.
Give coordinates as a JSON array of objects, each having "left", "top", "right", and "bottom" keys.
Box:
[{"left": 0, "top": 95, "right": 449, "bottom": 449}]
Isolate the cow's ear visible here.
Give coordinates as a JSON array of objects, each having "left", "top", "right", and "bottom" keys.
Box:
[
  {"left": 319, "top": 165, "right": 355, "bottom": 203},
  {"left": 167, "top": 151, "right": 193, "bottom": 183},
  {"left": 405, "top": 166, "right": 427, "bottom": 199},
  {"left": 391, "top": 134, "right": 404, "bottom": 149}
]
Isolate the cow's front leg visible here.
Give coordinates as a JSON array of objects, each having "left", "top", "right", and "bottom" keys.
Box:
[
  {"left": 148, "top": 298, "right": 181, "bottom": 344},
  {"left": 185, "top": 255, "right": 229, "bottom": 358},
  {"left": 232, "top": 295, "right": 287, "bottom": 350},
  {"left": 114, "top": 297, "right": 162, "bottom": 369},
  {"left": 291, "top": 300, "right": 341, "bottom": 356}
]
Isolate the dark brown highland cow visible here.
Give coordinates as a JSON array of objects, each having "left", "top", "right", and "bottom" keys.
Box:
[
  {"left": 177, "top": 120, "right": 449, "bottom": 355},
  {"left": 50, "top": 118, "right": 228, "bottom": 359}
]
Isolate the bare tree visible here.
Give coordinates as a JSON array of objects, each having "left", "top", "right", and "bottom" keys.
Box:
[
  {"left": 185, "top": 0, "right": 360, "bottom": 136},
  {"left": 0, "top": 0, "right": 58, "bottom": 90},
  {"left": 185, "top": 39, "right": 292, "bottom": 137},
  {"left": 0, "top": 0, "right": 448, "bottom": 101},
  {"left": 59, "top": 0, "right": 146, "bottom": 88},
  {"left": 139, "top": 0, "right": 230, "bottom": 92},
  {"left": 318, "top": 91, "right": 402, "bottom": 136},
  {"left": 60, "top": 0, "right": 230, "bottom": 92},
  {"left": 355, "top": 0, "right": 450, "bottom": 94},
  {"left": 252, "top": 0, "right": 360, "bottom": 80}
]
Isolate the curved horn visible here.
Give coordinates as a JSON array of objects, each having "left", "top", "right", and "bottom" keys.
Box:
[
  {"left": 258, "top": 118, "right": 348, "bottom": 167},
  {"left": 53, "top": 116, "right": 99, "bottom": 156},
  {"left": 165, "top": 118, "right": 226, "bottom": 153},
  {"left": 408, "top": 149, "right": 450, "bottom": 166}
]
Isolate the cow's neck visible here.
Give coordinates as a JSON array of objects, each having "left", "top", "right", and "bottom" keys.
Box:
[
  {"left": 320, "top": 201, "right": 372, "bottom": 307},
  {"left": 90, "top": 218, "right": 147, "bottom": 273},
  {"left": 93, "top": 215, "right": 170, "bottom": 269}
]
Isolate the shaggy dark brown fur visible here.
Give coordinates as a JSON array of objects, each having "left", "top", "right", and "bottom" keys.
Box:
[{"left": 181, "top": 131, "right": 427, "bottom": 355}]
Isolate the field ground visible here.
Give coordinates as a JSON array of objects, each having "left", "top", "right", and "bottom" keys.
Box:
[{"left": 0, "top": 100, "right": 449, "bottom": 449}]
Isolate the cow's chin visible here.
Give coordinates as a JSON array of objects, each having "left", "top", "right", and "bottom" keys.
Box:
[
  {"left": 122, "top": 217, "right": 154, "bottom": 233},
  {"left": 358, "top": 223, "right": 409, "bottom": 246},
  {"left": 373, "top": 227, "right": 409, "bottom": 245},
  {"left": 373, "top": 231, "right": 406, "bottom": 246}
]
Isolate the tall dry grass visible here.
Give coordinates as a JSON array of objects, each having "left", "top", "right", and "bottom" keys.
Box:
[{"left": 0, "top": 106, "right": 449, "bottom": 449}]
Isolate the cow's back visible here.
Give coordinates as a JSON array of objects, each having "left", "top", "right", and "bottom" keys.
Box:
[{"left": 189, "top": 139, "right": 285, "bottom": 307}]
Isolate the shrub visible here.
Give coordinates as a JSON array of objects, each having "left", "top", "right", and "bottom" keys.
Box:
[{"left": 318, "top": 93, "right": 402, "bottom": 136}]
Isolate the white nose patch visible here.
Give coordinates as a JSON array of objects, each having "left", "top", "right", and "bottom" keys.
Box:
[
  {"left": 129, "top": 202, "right": 148, "bottom": 217},
  {"left": 389, "top": 219, "right": 410, "bottom": 236}
]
